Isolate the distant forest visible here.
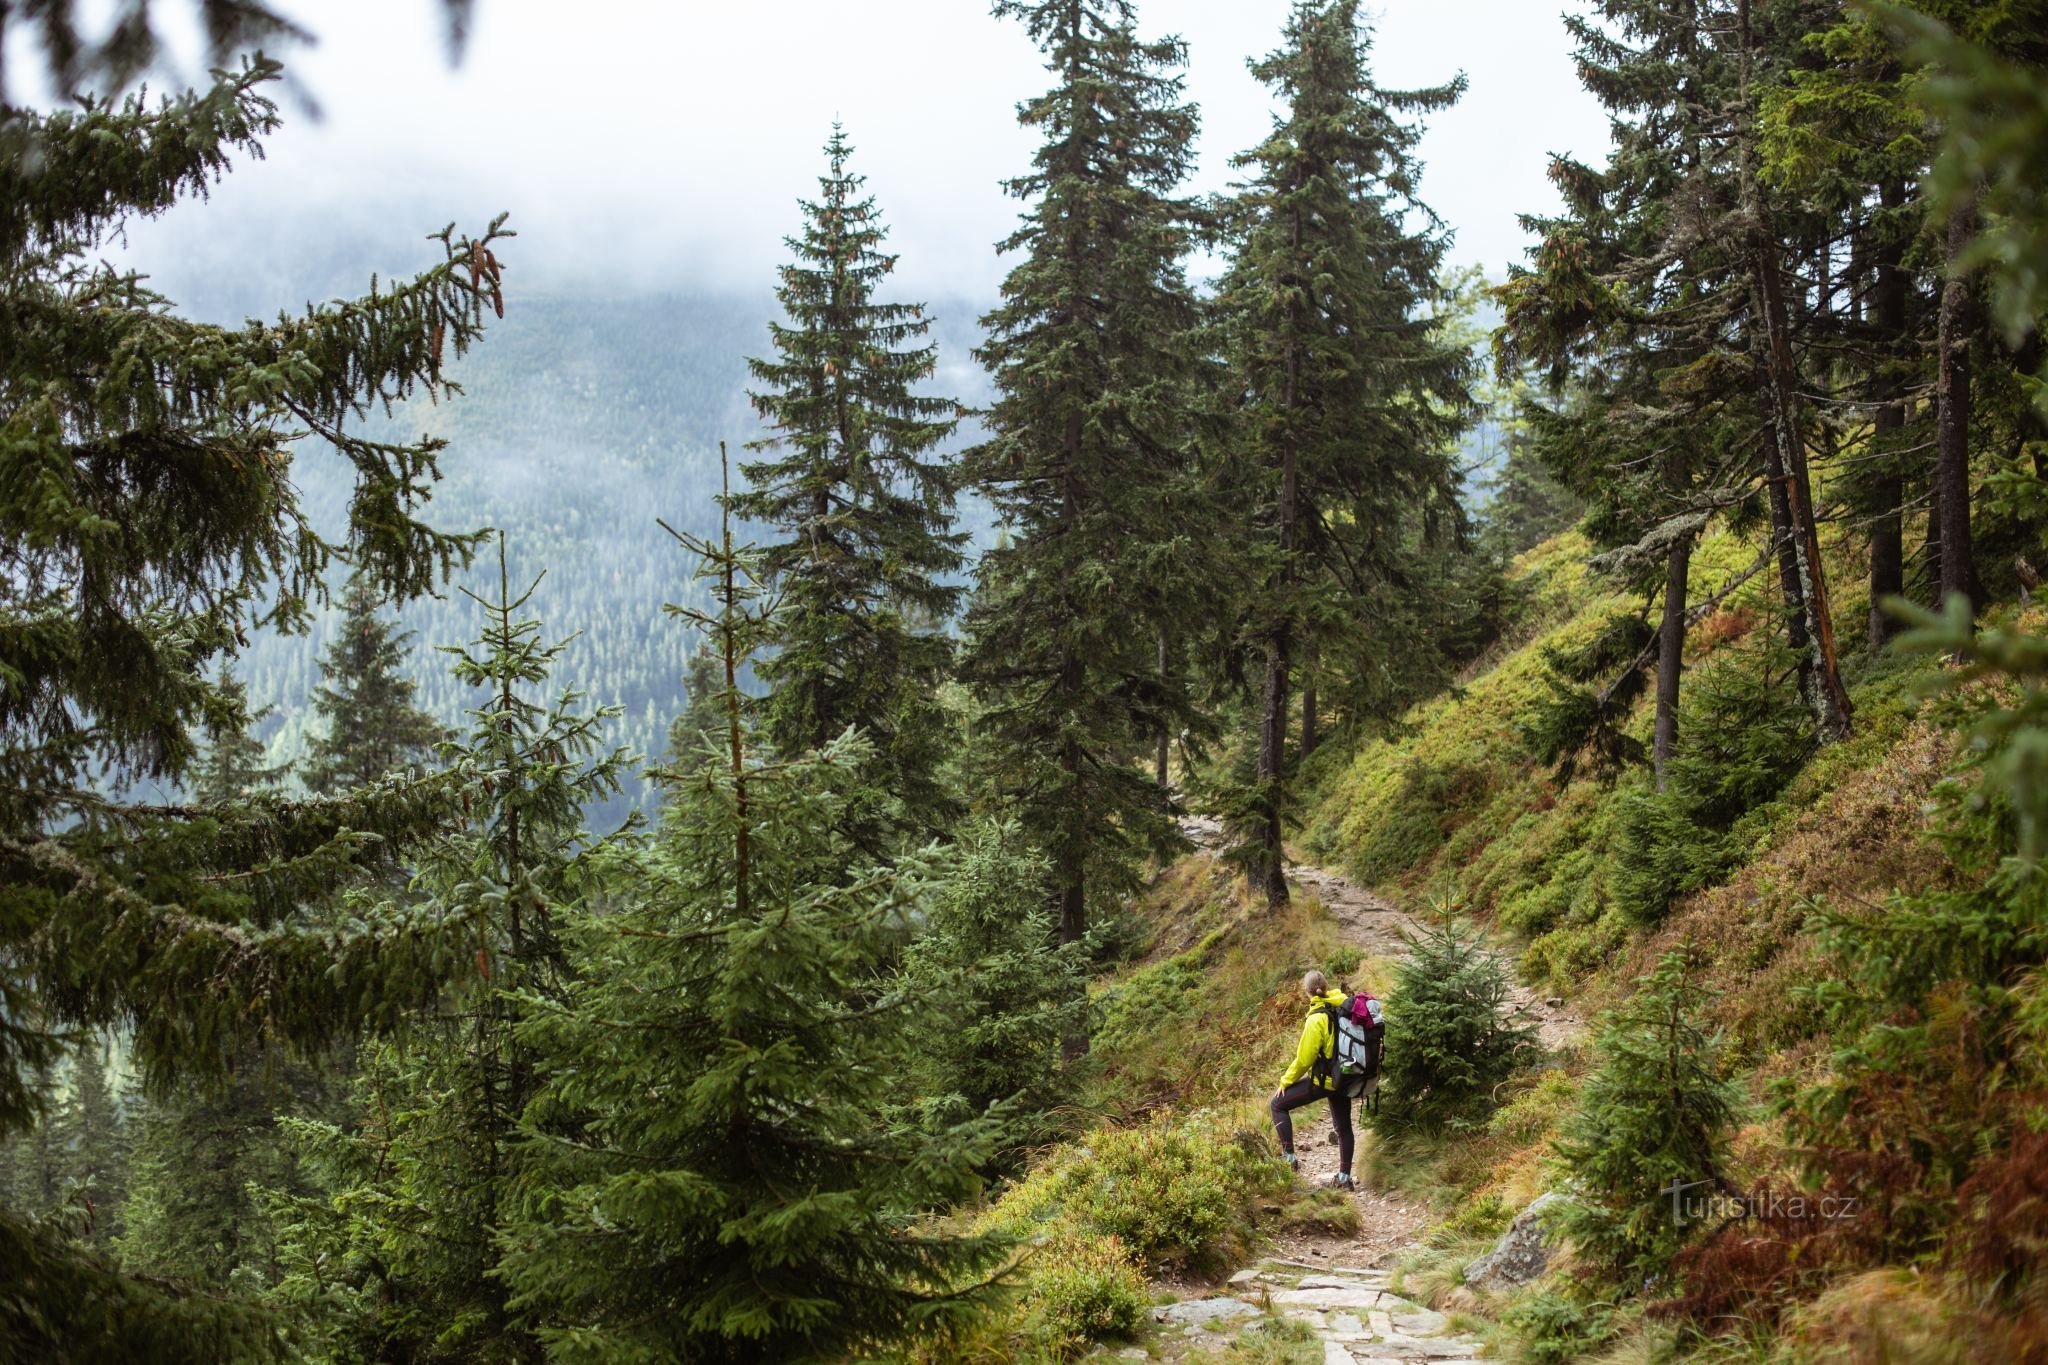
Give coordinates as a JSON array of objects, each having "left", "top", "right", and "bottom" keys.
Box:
[{"left": 226, "top": 291, "right": 996, "bottom": 824}]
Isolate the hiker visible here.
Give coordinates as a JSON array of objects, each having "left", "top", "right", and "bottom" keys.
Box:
[{"left": 1270, "top": 969, "right": 1356, "bottom": 1191}]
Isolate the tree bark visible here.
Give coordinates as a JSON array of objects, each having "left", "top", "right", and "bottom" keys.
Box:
[
  {"left": 1867, "top": 180, "right": 1908, "bottom": 649},
  {"left": 1936, "top": 199, "right": 1979, "bottom": 616},
  {"left": 1155, "top": 628, "right": 1171, "bottom": 790},
  {"left": 1300, "top": 673, "right": 1318, "bottom": 760},
  {"left": 1736, "top": 0, "right": 1852, "bottom": 742},
  {"left": 1653, "top": 534, "right": 1693, "bottom": 790},
  {"left": 1255, "top": 630, "right": 1291, "bottom": 909},
  {"left": 1253, "top": 200, "right": 1305, "bottom": 911}
]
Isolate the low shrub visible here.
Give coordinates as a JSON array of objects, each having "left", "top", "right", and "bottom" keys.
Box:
[
  {"left": 1431, "top": 1191, "right": 1510, "bottom": 1246},
  {"left": 1020, "top": 1228, "right": 1149, "bottom": 1357},
  {"left": 987, "top": 1113, "right": 1286, "bottom": 1274},
  {"left": 1353, "top": 760, "right": 1498, "bottom": 885},
  {"left": 1505, "top": 1290, "right": 1614, "bottom": 1365}
]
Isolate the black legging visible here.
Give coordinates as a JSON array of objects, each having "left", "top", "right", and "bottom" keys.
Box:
[{"left": 1271, "top": 1078, "right": 1354, "bottom": 1174}]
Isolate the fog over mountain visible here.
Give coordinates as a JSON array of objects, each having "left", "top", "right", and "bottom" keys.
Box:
[{"left": 72, "top": 0, "right": 1610, "bottom": 820}]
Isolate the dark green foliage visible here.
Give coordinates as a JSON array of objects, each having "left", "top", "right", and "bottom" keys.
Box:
[
  {"left": 119, "top": 670, "right": 325, "bottom": 1296},
  {"left": 1215, "top": 0, "right": 1471, "bottom": 900},
  {"left": 1520, "top": 613, "right": 1652, "bottom": 783},
  {"left": 0, "top": 1042, "right": 131, "bottom": 1251},
  {"left": 664, "top": 640, "right": 727, "bottom": 774},
  {"left": 1351, "top": 760, "right": 1495, "bottom": 886},
  {"left": 118, "top": 1061, "right": 328, "bottom": 1290},
  {"left": 261, "top": 544, "right": 634, "bottom": 1361},
  {"left": 1503, "top": 1290, "right": 1615, "bottom": 1365},
  {"left": 1, "top": 56, "right": 508, "bottom": 1344},
  {"left": 1879, "top": 2, "right": 2048, "bottom": 361},
  {"left": 1613, "top": 644, "right": 1812, "bottom": 922},
  {"left": 193, "top": 674, "right": 287, "bottom": 806},
  {"left": 498, "top": 487, "right": 1004, "bottom": 1363},
  {"left": 1554, "top": 950, "right": 1741, "bottom": 1280},
  {"left": 0, "top": 1, "right": 471, "bottom": 103},
  {"left": 302, "top": 577, "right": 448, "bottom": 796},
  {"left": 734, "top": 125, "right": 964, "bottom": 845},
  {"left": 900, "top": 818, "right": 1088, "bottom": 1151},
  {"left": 962, "top": 0, "right": 1211, "bottom": 945},
  {"left": 1377, "top": 923, "right": 1537, "bottom": 1129}
]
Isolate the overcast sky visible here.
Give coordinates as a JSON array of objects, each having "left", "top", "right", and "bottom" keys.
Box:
[{"left": 49, "top": 1, "right": 1615, "bottom": 305}]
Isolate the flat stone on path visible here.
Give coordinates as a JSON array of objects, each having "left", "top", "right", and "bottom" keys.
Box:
[
  {"left": 1390, "top": 1306, "right": 1449, "bottom": 1335},
  {"left": 1271, "top": 1285, "right": 1386, "bottom": 1312},
  {"left": 1154, "top": 1296, "right": 1260, "bottom": 1327}
]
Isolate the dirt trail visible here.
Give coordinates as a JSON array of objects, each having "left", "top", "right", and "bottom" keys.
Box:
[{"left": 1137, "top": 819, "right": 1583, "bottom": 1361}]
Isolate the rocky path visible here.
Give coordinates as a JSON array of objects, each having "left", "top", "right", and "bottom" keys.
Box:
[
  {"left": 1144, "top": 1259, "right": 1490, "bottom": 1363},
  {"left": 1134, "top": 820, "right": 1581, "bottom": 1361}
]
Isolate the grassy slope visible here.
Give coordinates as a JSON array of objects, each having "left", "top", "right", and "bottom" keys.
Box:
[
  {"left": 1282, "top": 519, "right": 1995, "bottom": 1359},
  {"left": 954, "top": 518, "right": 1998, "bottom": 1361}
]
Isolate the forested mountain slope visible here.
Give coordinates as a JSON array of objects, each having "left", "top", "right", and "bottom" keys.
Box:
[{"left": 228, "top": 290, "right": 994, "bottom": 822}]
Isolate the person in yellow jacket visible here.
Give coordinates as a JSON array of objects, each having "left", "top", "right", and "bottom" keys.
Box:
[{"left": 1269, "top": 970, "right": 1356, "bottom": 1191}]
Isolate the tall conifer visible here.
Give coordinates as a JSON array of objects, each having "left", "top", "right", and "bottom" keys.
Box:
[
  {"left": 303, "top": 576, "right": 448, "bottom": 796},
  {"left": 1216, "top": 0, "right": 1470, "bottom": 903},
  {"left": 501, "top": 462, "right": 1003, "bottom": 1361},
  {"left": 963, "top": 0, "right": 1211, "bottom": 946},
  {"left": 261, "top": 540, "right": 633, "bottom": 1360},
  {"left": 0, "top": 60, "right": 509, "bottom": 1350},
  {"left": 734, "top": 125, "right": 964, "bottom": 845}
]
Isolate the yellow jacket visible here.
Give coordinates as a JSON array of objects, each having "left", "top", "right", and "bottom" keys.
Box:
[{"left": 1279, "top": 989, "right": 1350, "bottom": 1090}]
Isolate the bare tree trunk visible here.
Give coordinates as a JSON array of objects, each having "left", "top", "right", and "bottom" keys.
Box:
[
  {"left": 1653, "top": 534, "right": 1693, "bottom": 790},
  {"left": 1936, "top": 199, "right": 1979, "bottom": 616},
  {"left": 1737, "top": 0, "right": 1852, "bottom": 742},
  {"left": 1155, "top": 628, "right": 1171, "bottom": 790},
  {"left": 1867, "top": 180, "right": 1909, "bottom": 649},
  {"left": 1300, "top": 641, "right": 1319, "bottom": 759},
  {"left": 1255, "top": 630, "right": 1291, "bottom": 909},
  {"left": 1253, "top": 203, "right": 1305, "bottom": 912}
]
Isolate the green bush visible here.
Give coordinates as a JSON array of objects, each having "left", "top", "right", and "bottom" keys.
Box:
[
  {"left": 990, "top": 1115, "right": 1285, "bottom": 1272},
  {"left": 1022, "top": 1229, "right": 1149, "bottom": 1357},
  {"left": 1378, "top": 923, "right": 1539, "bottom": 1129},
  {"left": 1613, "top": 646, "right": 1813, "bottom": 923},
  {"left": 1552, "top": 951, "right": 1742, "bottom": 1280},
  {"left": 1505, "top": 1290, "right": 1613, "bottom": 1365},
  {"left": 1611, "top": 784, "right": 1738, "bottom": 923},
  {"left": 1432, "top": 1191, "right": 1510, "bottom": 1246}
]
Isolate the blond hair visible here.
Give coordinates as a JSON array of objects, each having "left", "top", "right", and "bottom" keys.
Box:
[{"left": 1302, "top": 970, "right": 1328, "bottom": 996}]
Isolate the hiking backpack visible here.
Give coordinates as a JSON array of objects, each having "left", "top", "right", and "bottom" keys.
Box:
[{"left": 1318, "top": 992, "right": 1385, "bottom": 1104}]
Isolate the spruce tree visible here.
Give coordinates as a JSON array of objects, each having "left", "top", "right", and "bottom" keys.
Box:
[
  {"left": 963, "top": 0, "right": 1212, "bottom": 947},
  {"left": 261, "top": 538, "right": 633, "bottom": 1361},
  {"left": 1, "top": 60, "right": 509, "bottom": 1350},
  {"left": 1554, "top": 950, "right": 1741, "bottom": 1280},
  {"left": 665, "top": 639, "right": 727, "bottom": 774},
  {"left": 734, "top": 125, "right": 965, "bottom": 846},
  {"left": 1215, "top": 0, "right": 1471, "bottom": 903},
  {"left": 119, "top": 666, "right": 332, "bottom": 1295},
  {"left": 501, "top": 465, "right": 1004, "bottom": 1363},
  {"left": 193, "top": 672, "right": 288, "bottom": 806},
  {"left": 303, "top": 575, "right": 448, "bottom": 796},
  {"left": 1497, "top": 0, "right": 1854, "bottom": 779},
  {"left": 899, "top": 817, "right": 1088, "bottom": 1152}
]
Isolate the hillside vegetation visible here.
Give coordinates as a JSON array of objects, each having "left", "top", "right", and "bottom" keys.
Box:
[{"left": 5, "top": 0, "right": 2047, "bottom": 1360}]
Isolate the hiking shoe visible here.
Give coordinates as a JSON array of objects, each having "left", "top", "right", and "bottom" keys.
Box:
[
  {"left": 1327, "top": 1173, "right": 1355, "bottom": 1191},
  {"left": 1281, "top": 1153, "right": 1299, "bottom": 1172}
]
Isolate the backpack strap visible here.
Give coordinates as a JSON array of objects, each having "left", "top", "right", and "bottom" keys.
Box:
[{"left": 1309, "top": 1002, "right": 1341, "bottom": 1087}]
